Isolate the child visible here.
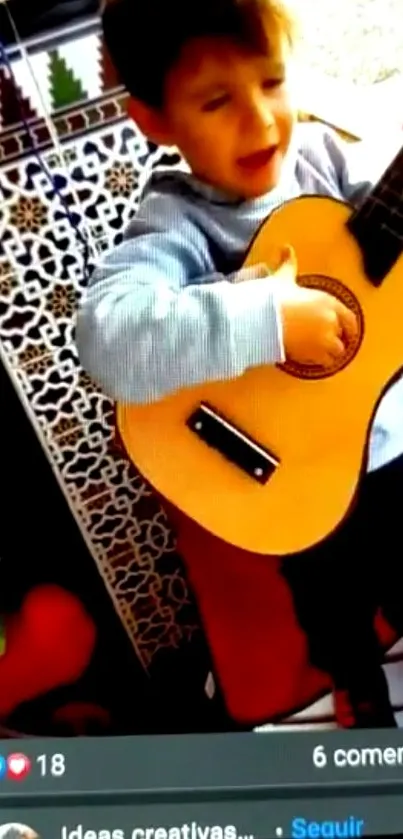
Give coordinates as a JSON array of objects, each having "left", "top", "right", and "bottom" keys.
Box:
[{"left": 77, "top": 0, "right": 403, "bottom": 727}]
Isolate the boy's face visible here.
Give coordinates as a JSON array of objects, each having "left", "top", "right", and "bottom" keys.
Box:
[{"left": 160, "top": 32, "right": 297, "bottom": 199}]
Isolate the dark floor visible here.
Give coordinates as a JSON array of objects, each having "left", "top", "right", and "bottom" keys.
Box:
[{"left": 0, "top": 359, "right": 237, "bottom": 737}]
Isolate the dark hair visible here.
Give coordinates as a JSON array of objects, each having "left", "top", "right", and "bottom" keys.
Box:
[{"left": 102, "top": 0, "right": 297, "bottom": 109}]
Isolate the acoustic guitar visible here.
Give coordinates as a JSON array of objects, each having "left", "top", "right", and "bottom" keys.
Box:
[{"left": 117, "top": 143, "right": 403, "bottom": 556}]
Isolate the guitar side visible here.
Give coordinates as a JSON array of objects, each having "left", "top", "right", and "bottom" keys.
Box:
[{"left": 117, "top": 194, "right": 403, "bottom": 555}]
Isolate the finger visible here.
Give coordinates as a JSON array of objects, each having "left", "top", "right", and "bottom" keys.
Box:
[
  {"left": 335, "top": 301, "right": 358, "bottom": 341},
  {"left": 328, "top": 336, "right": 347, "bottom": 360}
]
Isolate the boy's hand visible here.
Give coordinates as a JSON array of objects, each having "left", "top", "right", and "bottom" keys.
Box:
[{"left": 272, "top": 245, "right": 358, "bottom": 367}]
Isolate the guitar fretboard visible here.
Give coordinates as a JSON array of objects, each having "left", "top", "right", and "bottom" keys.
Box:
[{"left": 347, "top": 145, "right": 403, "bottom": 284}]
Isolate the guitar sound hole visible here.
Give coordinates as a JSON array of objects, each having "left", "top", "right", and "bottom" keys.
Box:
[{"left": 280, "top": 273, "right": 364, "bottom": 380}]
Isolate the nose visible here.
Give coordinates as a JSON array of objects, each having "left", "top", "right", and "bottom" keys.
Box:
[{"left": 243, "top": 91, "right": 275, "bottom": 135}]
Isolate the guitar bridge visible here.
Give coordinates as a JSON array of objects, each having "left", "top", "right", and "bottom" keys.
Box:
[{"left": 186, "top": 402, "right": 279, "bottom": 484}]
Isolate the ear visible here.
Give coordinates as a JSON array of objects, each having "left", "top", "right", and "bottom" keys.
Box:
[{"left": 127, "top": 97, "right": 175, "bottom": 146}]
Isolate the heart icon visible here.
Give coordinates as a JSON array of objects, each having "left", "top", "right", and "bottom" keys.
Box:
[{"left": 7, "top": 753, "right": 31, "bottom": 780}]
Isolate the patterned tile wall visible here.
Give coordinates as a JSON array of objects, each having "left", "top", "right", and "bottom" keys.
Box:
[{"left": 0, "top": 20, "right": 200, "bottom": 671}]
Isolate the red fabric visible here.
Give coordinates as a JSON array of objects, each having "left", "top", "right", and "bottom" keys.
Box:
[
  {"left": 0, "top": 585, "right": 96, "bottom": 716},
  {"left": 166, "top": 503, "right": 397, "bottom": 725}
]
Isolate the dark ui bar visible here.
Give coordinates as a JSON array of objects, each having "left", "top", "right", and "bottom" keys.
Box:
[
  {"left": 2, "top": 733, "right": 403, "bottom": 799},
  {"left": 0, "top": 794, "right": 402, "bottom": 839}
]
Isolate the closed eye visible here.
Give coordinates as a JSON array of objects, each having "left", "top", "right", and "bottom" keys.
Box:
[
  {"left": 263, "top": 78, "right": 285, "bottom": 89},
  {"left": 201, "top": 94, "right": 231, "bottom": 112}
]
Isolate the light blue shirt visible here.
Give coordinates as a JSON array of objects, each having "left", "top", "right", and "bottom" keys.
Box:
[{"left": 76, "top": 122, "right": 403, "bottom": 473}]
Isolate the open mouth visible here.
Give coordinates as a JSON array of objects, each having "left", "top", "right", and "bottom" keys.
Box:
[{"left": 237, "top": 146, "right": 278, "bottom": 170}]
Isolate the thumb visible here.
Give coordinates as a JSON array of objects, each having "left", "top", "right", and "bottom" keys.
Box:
[
  {"left": 280, "top": 244, "right": 297, "bottom": 265},
  {"left": 272, "top": 244, "right": 298, "bottom": 282}
]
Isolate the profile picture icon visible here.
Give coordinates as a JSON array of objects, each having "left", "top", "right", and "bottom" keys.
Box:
[{"left": 0, "top": 825, "right": 40, "bottom": 839}]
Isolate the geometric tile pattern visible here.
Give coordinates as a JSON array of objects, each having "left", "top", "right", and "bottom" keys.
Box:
[{"left": 0, "top": 19, "right": 201, "bottom": 671}]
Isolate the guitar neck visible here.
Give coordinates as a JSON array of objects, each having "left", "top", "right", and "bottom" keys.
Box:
[{"left": 346, "top": 144, "right": 403, "bottom": 286}]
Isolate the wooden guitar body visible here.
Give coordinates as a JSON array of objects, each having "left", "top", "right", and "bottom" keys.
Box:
[{"left": 117, "top": 184, "right": 403, "bottom": 555}]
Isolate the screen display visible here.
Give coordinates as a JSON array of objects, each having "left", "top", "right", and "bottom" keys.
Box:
[{"left": 0, "top": 0, "right": 402, "bottom": 837}]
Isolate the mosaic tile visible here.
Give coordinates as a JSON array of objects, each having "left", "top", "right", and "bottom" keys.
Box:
[{"left": 0, "top": 43, "right": 199, "bottom": 670}]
